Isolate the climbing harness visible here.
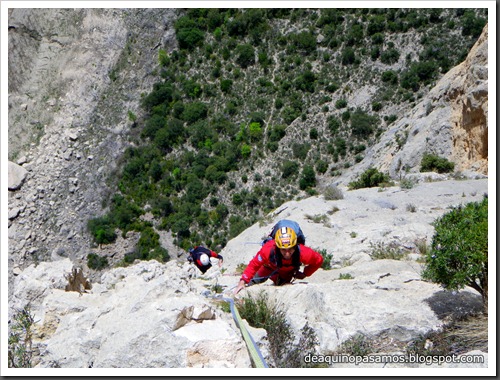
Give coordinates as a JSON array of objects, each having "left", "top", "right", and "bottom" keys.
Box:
[{"left": 247, "top": 269, "right": 279, "bottom": 286}]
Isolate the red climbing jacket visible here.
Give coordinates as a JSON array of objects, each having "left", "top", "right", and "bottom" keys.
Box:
[{"left": 240, "top": 240, "right": 324, "bottom": 285}]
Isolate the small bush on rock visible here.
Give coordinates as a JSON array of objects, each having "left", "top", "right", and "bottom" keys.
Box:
[
  {"left": 348, "top": 167, "right": 392, "bottom": 190},
  {"left": 87, "top": 253, "right": 109, "bottom": 270},
  {"left": 323, "top": 185, "right": 344, "bottom": 200},
  {"left": 8, "top": 306, "right": 36, "bottom": 368},
  {"left": 422, "top": 196, "right": 488, "bottom": 311},
  {"left": 237, "top": 291, "right": 319, "bottom": 367},
  {"left": 420, "top": 153, "right": 455, "bottom": 173}
]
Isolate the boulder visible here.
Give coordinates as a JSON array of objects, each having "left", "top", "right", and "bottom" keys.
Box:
[{"left": 8, "top": 161, "right": 28, "bottom": 190}]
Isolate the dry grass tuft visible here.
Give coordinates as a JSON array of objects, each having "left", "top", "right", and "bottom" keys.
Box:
[{"left": 445, "top": 314, "right": 488, "bottom": 353}]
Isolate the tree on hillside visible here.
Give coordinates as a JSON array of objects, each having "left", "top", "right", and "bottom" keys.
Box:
[{"left": 422, "top": 196, "right": 488, "bottom": 313}]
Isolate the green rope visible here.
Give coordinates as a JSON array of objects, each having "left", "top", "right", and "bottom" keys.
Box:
[{"left": 222, "top": 297, "right": 268, "bottom": 368}]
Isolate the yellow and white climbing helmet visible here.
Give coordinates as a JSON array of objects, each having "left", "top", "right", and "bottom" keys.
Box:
[{"left": 275, "top": 227, "right": 297, "bottom": 249}]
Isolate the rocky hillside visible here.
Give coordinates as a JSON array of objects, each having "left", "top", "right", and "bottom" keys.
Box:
[
  {"left": 9, "top": 177, "right": 489, "bottom": 370},
  {"left": 7, "top": 8, "right": 182, "bottom": 283},
  {"left": 335, "top": 23, "right": 488, "bottom": 185},
  {"left": 5, "top": 7, "right": 490, "bottom": 373},
  {"left": 7, "top": 8, "right": 488, "bottom": 275}
]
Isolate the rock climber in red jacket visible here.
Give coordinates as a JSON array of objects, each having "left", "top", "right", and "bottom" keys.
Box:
[{"left": 233, "top": 225, "right": 323, "bottom": 294}]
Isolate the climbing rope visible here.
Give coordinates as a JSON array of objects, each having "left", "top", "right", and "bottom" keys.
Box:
[{"left": 211, "top": 294, "right": 269, "bottom": 368}]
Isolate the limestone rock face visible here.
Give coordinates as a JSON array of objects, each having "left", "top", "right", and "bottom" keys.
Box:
[
  {"left": 6, "top": 8, "right": 182, "bottom": 302},
  {"left": 6, "top": 9, "right": 490, "bottom": 372},
  {"left": 336, "top": 24, "right": 489, "bottom": 186},
  {"left": 8, "top": 161, "right": 28, "bottom": 191},
  {"left": 448, "top": 24, "right": 488, "bottom": 175},
  {"left": 9, "top": 176, "right": 488, "bottom": 369},
  {"left": 12, "top": 259, "right": 251, "bottom": 368}
]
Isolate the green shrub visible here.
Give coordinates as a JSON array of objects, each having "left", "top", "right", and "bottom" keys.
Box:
[
  {"left": 8, "top": 306, "right": 36, "bottom": 368},
  {"left": 292, "top": 31, "right": 317, "bottom": 54},
  {"left": 141, "top": 82, "right": 174, "bottom": 111},
  {"left": 386, "top": 114, "right": 398, "bottom": 124},
  {"left": 372, "top": 102, "right": 382, "bottom": 112},
  {"left": 237, "top": 292, "right": 319, "bottom": 367},
  {"left": 305, "top": 214, "right": 328, "bottom": 224},
  {"left": 341, "top": 47, "right": 356, "bottom": 65},
  {"left": 335, "top": 98, "right": 348, "bottom": 109},
  {"left": 341, "top": 110, "right": 351, "bottom": 123},
  {"left": 87, "top": 216, "right": 117, "bottom": 245},
  {"left": 127, "top": 110, "right": 137, "bottom": 123},
  {"left": 420, "top": 153, "right": 455, "bottom": 173},
  {"left": 422, "top": 197, "right": 488, "bottom": 310},
  {"left": 317, "top": 248, "right": 332, "bottom": 270},
  {"left": 181, "top": 102, "right": 209, "bottom": 124},
  {"left": 461, "top": 10, "right": 487, "bottom": 38},
  {"left": 350, "top": 109, "right": 378, "bottom": 139},
  {"left": 381, "top": 70, "right": 398, "bottom": 85},
  {"left": 220, "top": 79, "right": 233, "bottom": 93},
  {"left": 400, "top": 177, "right": 417, "bottom": 190},
  {"left": 238, "top": 292, "right": 293, "bottom": 367},
  {"left": 315, "top": 159, "right": 328, "bottom": 174},
  {"left": 371, "top": 32, "right": 384, "bottom": 45},
  {"left": 158, "top": 49, "right": 170, "bottom": 67},
  {"left": 235, "top": 44, "right": 255, "bottom": 68},
  {"left": 124, "top": 227, "right": 170, "bottom": 264},
  {"left": 299, "top": 165, "right": 316, "bottom": 190},
  {"left": 240, "top": 144, "right": 251, "bottom": 158},
  {"left": 327, "top": 116, "right": 341, "bottom": 135},
  {"left": 348, "top": 167, "right": 391, "bottom": 190},
  {"left": 295, "top": 70, "right": 316, "bottom": 93},
  {"left": 183, "top": 79, "right": 203, "bottom": 99},
  {"left": 109, "top": 195, "right": 143, "bottom": 232},
  {"left": 401, "top": 61, "right": 438, "bottom": 92},
  {"left": 339, "top": 273, "right": 354, "bottom": 280},
  {"left": 334, "top": 137, "right": 347, "bottom": 157},
  {"left": 248, "top": 122, "right": 263, "bottom": 142},
  {"left": 87, "top": 253, "right": 109, "bottom": 270},
  {"left": 292, "top": 143, "right": 310, "bottom": 160},
  {"left": 323, "top": 185, "right": 344, "bottom": 201},
  {"left": 346, "top": 23, "right": 364, "bottom": 45},
  {"left": 281, "top": 160, "right": 299, "bottom": 179},
  {"left": 174, "top": 16, "right": 205, "bottom": 50},
  {"left": 267, "top": 125, "right": 286, "bottom": 146},
  {"left": 339, "top": 334, "right": 373, "bottom": 357},
  {"left": 380, "top": 48, "right": 400, "bottom": 64},
  {"left": 288, "top": 323, "right": 323, "bottom": 367}
]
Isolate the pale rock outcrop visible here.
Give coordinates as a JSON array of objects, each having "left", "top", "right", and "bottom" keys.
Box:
[
  {"left": 222, "top": 178, "right": 488, "bottom": 275},
  {"left": 8, "top": 161, "right": 28, "bottom": 191},
  {"left": 219, "top": 179, "right": 487, "bottom": 353},
  {"left": 448, "top": 24, "right": 488, "bottom": 175},
  {"left": 9, "top": 176, "right": 487, "bottom": 369},
  {"left": 12, "top": 259, "right": 251, "bottom": 368},
  {"left": 336, "top": 24, "right": 488, "bottom": 186}
]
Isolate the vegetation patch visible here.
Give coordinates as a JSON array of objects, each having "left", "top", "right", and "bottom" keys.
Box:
[
  {"left": 86, "top": 8, "right": 487, "bottom": 256},
  {"left": 422, "top": 196, "right": 488, "bottom": 311},
  {"left": 8, "top": 306, "right": 36, "bottom": 368},
  {"left": 348, "top": 167, "right": 392, "bottom": 190},
  {"left": 370, "top": 241, "right": 408, "bottom": 260},
  {"left": 237, "top": 291, "right": 320, "bottom": 367},
  {"left": 420, "top": 153, "right": 455, "bottom": 174},
  {"left": 406, "top": 314, "right": 488, "bottom": 357}
]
